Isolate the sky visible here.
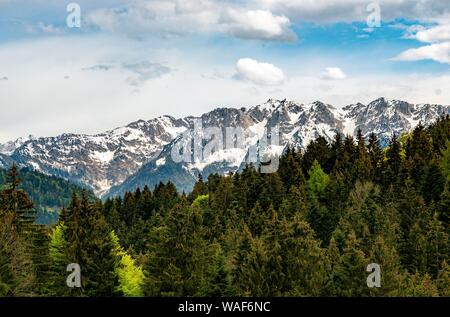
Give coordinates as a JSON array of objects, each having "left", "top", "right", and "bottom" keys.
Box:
[{"left": 0, "top": 0, "right": 449, "bottom": 142}]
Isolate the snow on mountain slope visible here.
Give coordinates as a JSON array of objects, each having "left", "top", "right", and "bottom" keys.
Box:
[
  {"left": 0, "top": 153, "right": 14, "bottom": 169},
  {"left": 107, "top": 98, "right": 449, "bottom": 197},
  {"left": 10, "top": 116, "right": 189, "bottom": 196},
  {"left": 3, "top": 97, "right": 449, "bottom": 197},
  {"left": 0, "top": 135, "right": 35, "bottom": 155},
  {"left": 108, "top": 107, "right": 260, "bottom": 196},
  {"left": 342, "top": 98, "right": 414, "bottom": 147}
]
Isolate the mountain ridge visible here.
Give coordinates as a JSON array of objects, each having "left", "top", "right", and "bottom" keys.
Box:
[{"left": 1, "top": 97, "right": 449, "bottom": 197}]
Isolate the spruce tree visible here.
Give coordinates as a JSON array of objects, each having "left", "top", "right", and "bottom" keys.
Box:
[{"left": 333, "top": 233, "right": 368, "bottom": 296}]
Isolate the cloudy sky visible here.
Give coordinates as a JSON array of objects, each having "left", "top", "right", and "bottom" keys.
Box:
[{"left": 0, "top": 0, "right": 449, "bottom": 142}]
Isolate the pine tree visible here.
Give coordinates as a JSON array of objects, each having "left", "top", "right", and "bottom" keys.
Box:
[
  {"left": 80, "top": 197, "right": 120, "bottom": 296},
  {"left": 0, "top": 165, "right": 48, "bottom": 296},
  {"left": 406, "top": 123, "right": 433, "bottom": 179},
  {"left": 189, "top": 174, "right": 208, "bottom": 201},
  {"left": 436, "top": 261, "right": 450, "bottom": 297},
  {"left": 367, "top": 133, "right": 384, "bottom": 182},
  {"left": 283, "top": 215, "right": 330, "bottom": 296},
  {"left": 400, "top": 272, "right": 439, "bottom": 297},
  {"left": 278, "top": 184, "right": 309, "bottom": 220},
  {"left": 232, "top": 224, "right": 270, "bottom": 296},
  {"left": 279, "top": 148, "right": 305, "bottom": 190},
  {"left": 201, "top": 243, "right": 230, "bottom": 296},
  {"left": 329, "top": 133, "right": 343, "bottom": 173},
  {"left": 47, "top": 223, "right": 69, "bottom": 296},
  {"left": 143, "top": 200, "right": 214, "bottom": 296},
  {"left": 332, "top": 135, "right": 357, "bottom": 185},
  {"left": 367, "top": 235, "right": 404, "bottom": 296},
  {"left": 259, "top": 173, "right": 285, "bottom": 210},
  {"left": 320, "top": 171, "right": 349, "bottom": 244},
  {"left": 307, "top": 160, "right": 330, "bottom": 198},
  {"left": 247, "top": 202, "right": 266, "bottom": 237},
  {"left": 0, "top": 210, "right": 34, "bottom": 296},
  {"left": 333, "top": 233, "right": 368, "bottom": 296},
  {"left": 302, "top": 136, "right": 332, "bottom": 174},
  {"left": 354, "top": 129, "right": 372, "bottom": 182},
  {"left": 326, "top": 237, "right": 341, "bottom": 296},
  {"left": 440, "top": 140, "right": 450, "bottom": 183},
  {"left": 425, "top": 212, "right": 448, "bottom": 277},
  {"left": 61, "top": 193, "right": 121, "bottom": 296},
  {"left": 383, "top": 134, "right": 403, "bottom": 187},
  {"left": 110, "top": 231, "right": 144, "bottom": 296},
  {"left": 422, "top": 160, "right": 445, "bottom": 203}
]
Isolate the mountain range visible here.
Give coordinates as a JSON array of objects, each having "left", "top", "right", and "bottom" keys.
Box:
[{"left": 1, "top": 97, "right": 449, "bottom": 198}]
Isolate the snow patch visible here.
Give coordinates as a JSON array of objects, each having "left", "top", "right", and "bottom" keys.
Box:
[{"left": 91, "top": 150, "right": 115, "bottom": 164}]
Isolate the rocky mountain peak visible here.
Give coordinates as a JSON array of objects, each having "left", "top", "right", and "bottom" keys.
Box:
[{"left": 2, "top": 97, "right": 449, "bottom": 197}]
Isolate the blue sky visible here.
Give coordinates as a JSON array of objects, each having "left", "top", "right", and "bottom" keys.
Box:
[{"left": 0, "top": 0, "right": 449, "bottom": 142}]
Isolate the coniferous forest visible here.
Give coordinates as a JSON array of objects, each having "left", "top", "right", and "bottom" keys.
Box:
[
  {"left": 0, "top": 168, "right": 95, "bottom": 225},
  {"left": 1, "top": 116, "right": 449, "bottom": 297}
]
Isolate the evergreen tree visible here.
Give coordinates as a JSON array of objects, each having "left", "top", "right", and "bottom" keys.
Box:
[
  {"left": 302, "top": 136, "right": 332, "bottom": 174},
  {"left": 47, "top": 223, "right": 69, "bottom": 296},
  {"left": 110, "top": 231, "right": 145, "bottom": 296},
  {"left": 143, "top": 200, "right": 215, "bottom": 296},
  {"left": 333, "top": 233, "right": 368, "bottom": 296},
  {"left": 279, "top": 148, "right": 305, "bottom": 190},
  {"left": 189, "top": 174, "right": 208, "bottom": 202},
  {"left": 436, "top": 261, "right": 450, "bottom": 297},
  {"left": 383, "top": 134, "right": 403, "bottom": 187},
  {"left": 367, "top": 133, "right": 384, "bottom": 182},
  {"left": 354, "top": 129, "right": 372, "bottom": 182},
  {"left": 307, "top": 160, "right": 330, "bottom": 198}
]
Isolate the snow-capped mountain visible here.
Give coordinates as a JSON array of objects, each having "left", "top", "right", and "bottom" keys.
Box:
[
  {"left": 107, "top": 98, "right": 450, "bottom": 197},
  {"left": 2, "top": 98, "right": 449, "bottom": 197},
  {"left": 7, "top": 116, "right": 189, "bottom": 195},
  {"left": 0, "top": 135, "right": 35, "bottom": 155},
  {"left": 0, "top": 154, "right": 14, "bottom": 169},
  {"left": 341, "top": 98, "right": 450, "bottom": 147}
]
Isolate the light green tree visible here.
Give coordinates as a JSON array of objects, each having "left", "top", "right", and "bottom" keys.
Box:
[{"left": 110, "top": 231, "right": 145, "bottom": 297}]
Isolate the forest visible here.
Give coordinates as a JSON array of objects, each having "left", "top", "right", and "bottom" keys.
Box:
[
  {"left": 0, "top": 116, "right": 449, "bottom": 297},
  {"left": 0, "top": 167, "right": 95, "bottom": 224}
]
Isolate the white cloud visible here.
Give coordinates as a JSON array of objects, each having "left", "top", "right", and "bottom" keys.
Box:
[
  {"left": 321, "top": 67, "right": 347, "bottom": 80},
  {"left": 235, "top": 58, "right": 285, "bottom": 86},
  {"left": 393, "top": 8, "right": 450, "bottom": 64},
  {"left": 258, "top": 0, "right": 450, "bottom": 24},
  {"left": 86, "top": 0, "right": 218, "bottom": 36},
  {"left": 394, "top": 42, "right": 450, "bottom": 64},
  {"left": 35, "top": 22, "right": 64, "bottom": 34},
  {"left": 220, "top": 9, "right": 296, "bottom": 42},
  {"left": 405, "top": 24, "right": 450, "bottom": 43},
  {"left": 396, "top": 22, "right": 450, "bottom": 64},
  {"left": 1, "top": 34, "right": 449, "bottom": 143},
  {"left": 87, "top": 0, "right": 296, "bottom": 42}
]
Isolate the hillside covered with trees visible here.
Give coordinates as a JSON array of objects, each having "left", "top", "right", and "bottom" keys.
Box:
[
  {"left": 0, "top": 116, "right": 449, "bottom": 296},
  {"left": 0, "top": 167, "right": 95, "bottom": 224}
]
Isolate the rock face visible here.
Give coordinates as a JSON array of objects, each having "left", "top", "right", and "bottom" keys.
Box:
[
  {"left": 106, "top": 98, "right": 450, "bottom": 197},
  {"left": 1, "top": 98, "right": 449, "bottom": 197},
  {"left": 341, "top": 98, "right": 449, "bottom": 147},
  {"left": 0, "top": 154, "right": 14, "bottom": 169},
  {"left": 4, "top": 116, "right": 189, "bottom": 195},
  {"left": 0, "top": 135, "right": 35, "bottom": 155}
]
